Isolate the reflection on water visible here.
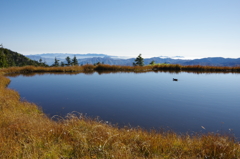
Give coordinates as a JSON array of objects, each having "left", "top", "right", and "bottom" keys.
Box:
[{"left": 7, "top": 71, "right": 240, "bottom": 138}]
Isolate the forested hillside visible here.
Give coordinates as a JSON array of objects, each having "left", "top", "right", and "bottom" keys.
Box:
[{"left": 0, "top": 47, "right": 47, "bottom": 68}]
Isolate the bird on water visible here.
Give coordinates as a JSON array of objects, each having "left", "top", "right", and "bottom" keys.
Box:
[{"left": 173, "top": 78, "right": 178, "bottom": 81}]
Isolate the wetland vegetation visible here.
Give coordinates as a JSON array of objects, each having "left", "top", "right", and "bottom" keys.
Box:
[
  {"left": 1, "top": 65, "right": 240, "bottom": 158},
  {"left": 1, "top": 63, "right": 240, "bottom": 74}
]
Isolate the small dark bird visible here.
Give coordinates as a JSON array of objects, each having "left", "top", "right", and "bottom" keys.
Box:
[{"left": 173, "top": 78, "right": 178, "bottom": 81}]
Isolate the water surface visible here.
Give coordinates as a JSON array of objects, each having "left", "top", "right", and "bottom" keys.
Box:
[{"left": 7, "top": 71, "right": 240, "bottom": 138}]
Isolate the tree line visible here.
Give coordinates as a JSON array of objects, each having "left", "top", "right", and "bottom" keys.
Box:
[
  {"left": 51, "top": 56, "right": 78, "bottom": 67},
  {"left": 51, "top": 54, "right": 157, "bottom": 67}
]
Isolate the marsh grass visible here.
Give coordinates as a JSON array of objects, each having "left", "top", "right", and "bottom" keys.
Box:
[
  {"left": 1, "top": 64, "right": 240, "bottom": 75},
  {"left": 1, "top": 66, "right": 240, "bottom": 158}
]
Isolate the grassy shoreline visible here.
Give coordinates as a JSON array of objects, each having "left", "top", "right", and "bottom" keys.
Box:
[
  {"left": 1, "top": 65, "right": 240, "bottom": 158},
  {"left": 1, "top": 64, "right": 240, "bottom": 74}
]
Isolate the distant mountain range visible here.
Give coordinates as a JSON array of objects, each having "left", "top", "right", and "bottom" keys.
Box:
[{"left": 26, "top": 53, "right": 240, "bottom": 67}]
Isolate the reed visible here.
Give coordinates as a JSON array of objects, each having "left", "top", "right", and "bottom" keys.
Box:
[
  {"left": 0, "top": 67, "right": 240, "bottom": 158},
  {"left": 95, "top": 64, "right": 153, "bottom": 72},
  {"left": 1, "top": 65, "right": 86, "bottom": 74},
  {"left": 181, "top": 65, "right": 240, "bottom": 72},
  {"left": 81, "top": 64, "right": 96, "bottom": 71},
  {"left": 1, "top": 64, "right": 240, "bottom": 74},
  {"left": 94, "top": 64, "right": 240, "bottom": 73}
]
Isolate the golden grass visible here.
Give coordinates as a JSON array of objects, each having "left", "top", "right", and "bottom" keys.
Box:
[
  {"left": 1, "top": 66, "right": 240, "bottom": 158},
  {"left": 152, "top": 64, "right": 240, "bottom": 72},
  {"left": 1, "top": 65, "right": 85, "bottom": 74},
  {"left": 1, "top": 64, "right": 240, "bottom": 75}
]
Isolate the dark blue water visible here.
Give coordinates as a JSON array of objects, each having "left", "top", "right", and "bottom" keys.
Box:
[{"left": 7, "top": 72, "right": 240, "bottom": 138}]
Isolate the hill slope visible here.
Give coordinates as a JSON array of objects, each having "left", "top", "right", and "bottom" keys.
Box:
[{"left": 0, "top": 47, "right": 47, "bottom": 68}]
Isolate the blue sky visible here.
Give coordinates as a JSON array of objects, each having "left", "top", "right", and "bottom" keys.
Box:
[{"left": 1, "top": 0, "right": 240, "bottom": 58}]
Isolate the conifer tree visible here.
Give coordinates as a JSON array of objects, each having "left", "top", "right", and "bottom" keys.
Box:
[
  {"left": 133, "top": 54, "right": 144, "bottom": 66},
  {"left": 53, "top": 57, "right": 60, "bottom": 66},
  {"left": 66, "top": 56, "right": 71, "bottom": 66},
  {"left": 0, "top": 50, "right": 8, "bottom": 67},
  {"left": 150, "top": 60, "right": 155, "bottom": 65},
  {"left": 72, "top": 56, "right": 78, "bottom": 66},
  {"left": 61, "top": 61, "right": 65, "bottom": 67}
]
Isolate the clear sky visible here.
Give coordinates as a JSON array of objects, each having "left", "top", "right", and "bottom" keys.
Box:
[{"left": 1, "top": 0, "right": 240, "bottom": 58}]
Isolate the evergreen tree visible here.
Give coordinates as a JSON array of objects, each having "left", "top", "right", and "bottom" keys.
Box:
[
  {"left": 94, "top": 62, "right": 101, "bottom": 66},
  {"left": 133, "top": 54, "right": 144, "bottom": 66},
  {"left": 150, "top": 60, "right": 155, "bottom": 65},
  {"left": 11, "top": 60, "right": 16, "bottom": 66},
  {"left": 66, "top": 56, "right": 71, "bottom": 66},
  {"left": 52, "top": 57, "right": 60, "bottom": 66},
  {"left": 0, "top": 50, "right": 8, "bottom": 67},
  {"left": 61, "top": 61, "right": 65, "bottom": 67},
  {"left": 72, "top": 56, "right": 78, "bottom": 66}
]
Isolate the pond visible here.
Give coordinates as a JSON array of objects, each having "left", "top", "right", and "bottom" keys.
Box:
[{"left": 7, "top": 71, "right": 240, "bottom": 138}]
